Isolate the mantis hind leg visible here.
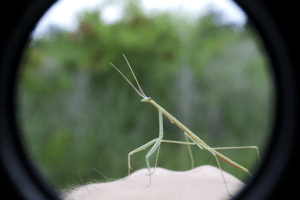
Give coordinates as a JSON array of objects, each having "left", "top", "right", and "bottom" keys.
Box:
[
  {"left": 206, "top": 148, "right": 232, "bottom": 197},
  {"left": 184, "top": 132, "right": 195, "bottom": 169},
  {"left": 212, "top": 146, "right": 261, "bottom": 164}
]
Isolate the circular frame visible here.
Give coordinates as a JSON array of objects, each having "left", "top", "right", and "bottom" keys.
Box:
[{"left": 0, "top": 0, "right": 298, "bottom": 199}]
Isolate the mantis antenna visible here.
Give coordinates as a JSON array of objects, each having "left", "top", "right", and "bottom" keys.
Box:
[{"left": 109, "top": 54, "right": 147, "bottom": 99}]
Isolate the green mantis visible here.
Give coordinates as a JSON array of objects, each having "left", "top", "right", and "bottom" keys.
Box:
[{"left": 110, "top": 55, "right": 260, "bottom": 195}]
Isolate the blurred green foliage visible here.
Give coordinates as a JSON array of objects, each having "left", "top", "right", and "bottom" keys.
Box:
[{"left": 17, "top": 2, "right": 274, "bottom": 194}]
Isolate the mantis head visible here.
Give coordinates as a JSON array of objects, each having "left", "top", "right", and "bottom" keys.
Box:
[
  {"left": 141, "top": 97, "right": 151, "bottom": 102},
  {"left": 110, "top": 54, "right": 149, "bottom": 102}
]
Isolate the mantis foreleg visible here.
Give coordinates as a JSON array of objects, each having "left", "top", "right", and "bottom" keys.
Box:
[
  {"left": 128, "top": 111, "right": 197, "bottom": 185},
  {"left": 128, "top": 138, "right": 158, "bottom": 175}
]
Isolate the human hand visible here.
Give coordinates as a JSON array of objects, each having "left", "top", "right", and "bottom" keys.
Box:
[{"left": 63, "top": 165, "right": 245, "bottom": 200}]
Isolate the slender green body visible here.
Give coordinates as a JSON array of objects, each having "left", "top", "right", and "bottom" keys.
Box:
[
  {"left": 110, "top": 55, "right": 259, "bottom": 195},
  {"left": 148, "top": 99, "right": 249, "bottom": 174}
]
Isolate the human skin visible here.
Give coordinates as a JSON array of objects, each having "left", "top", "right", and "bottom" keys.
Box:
[{"left": 62, "top": 165, "right": 245, "bottom": 200}]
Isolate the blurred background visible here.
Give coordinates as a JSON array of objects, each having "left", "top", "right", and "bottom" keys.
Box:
[{"left": 16, "top": 0, "right": 274, "bottom": 195}]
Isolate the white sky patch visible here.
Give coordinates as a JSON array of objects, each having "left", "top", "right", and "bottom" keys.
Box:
[
  {"left": 32, "top": 0, "right": 246, "bottom": 39},
  {"left": 33, "top": 0, "right": 104, "bottom": 39},
  {"left": 101, "top": 5, "right": 123, "bottom": 24},
  {"left": 143, "top": 0, "right": 208, "bottom": 11}
]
